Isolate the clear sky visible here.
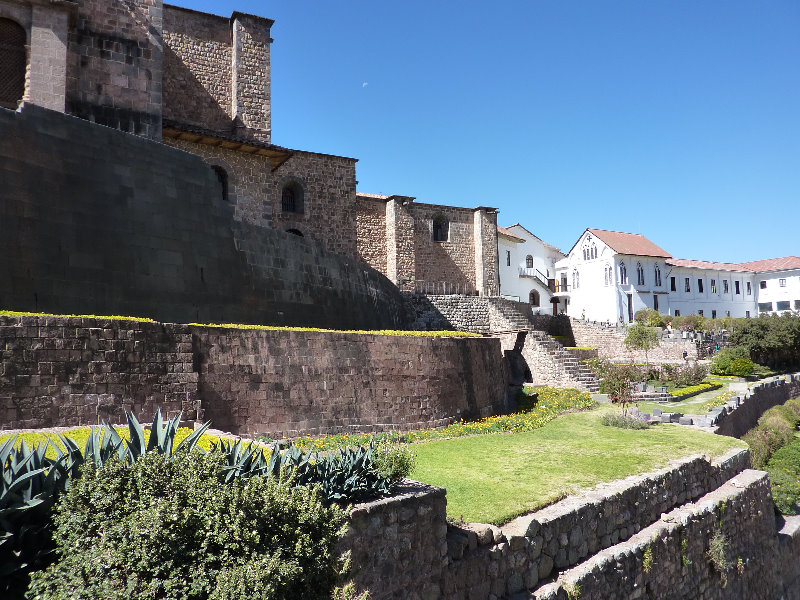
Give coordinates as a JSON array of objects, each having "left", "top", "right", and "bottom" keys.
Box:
[{"left": 171, "top": 0, "right": 799, "bottom": 263}]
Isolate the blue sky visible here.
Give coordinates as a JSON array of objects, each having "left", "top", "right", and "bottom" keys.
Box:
[{"left": 171, "top": 0, "right": 799, "bottom": 263}]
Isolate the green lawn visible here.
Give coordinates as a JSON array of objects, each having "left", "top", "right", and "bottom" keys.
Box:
[
  {"left": 410, "top": 404, "right": 746, "bottom": 525},
  {"left": 635, "top": 376, "right": 744, "bottom": 415}
]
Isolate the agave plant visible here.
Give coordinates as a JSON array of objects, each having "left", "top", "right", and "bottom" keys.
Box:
[{"left": 124, "top": 409, "right": 210, "bottom": 463}]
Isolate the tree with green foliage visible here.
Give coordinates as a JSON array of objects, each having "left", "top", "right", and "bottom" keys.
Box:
[
  {"left": 729, "top": 313, "right": 800, "bottom": 370},
  {"left": 624, "top": 322, "right": 661, "bottom": 374}
]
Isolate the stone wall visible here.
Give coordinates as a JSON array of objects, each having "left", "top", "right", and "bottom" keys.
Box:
[
  {"left": 163, "top": 7, "right": 233, "bottom": 134},
  {"left": 355, "top": 196, "right": 387, "bottom": 275},
  {"left": 413, "top": 203, "right": 477, "bottom": 294},
  {"left": 406, "top": 295, "right": 489, "bottom": 333},
  {"left": 714, "top": 374, "right": 800, "bottom": 438},
  {"left": 0, "top": 103, "right": 406, "bottom": 330},
  {"left": 193, "top": 327, "right": 510, "bottom": 437},
  {"left": 0, "top": 315, "right": 510, "bottom": 436},
  {"left": 569, "top": 318, "right": 699, "bottom": 363},
  {"left": 66, "top": 0, "right": 163, "bottom": 139},
  {"left": 0, "top": 315, "right": 199, "bottom": 430},
  {"left": 341, "top": 449, "right": 792, "bottom": 600}
]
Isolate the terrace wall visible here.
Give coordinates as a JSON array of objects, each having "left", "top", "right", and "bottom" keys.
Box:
[
  {"left": 0, "top": 315, "right": 510, "bottom": 436},
  {"left": 342, "top": 451, "right": 800, "bottom": 600},
  {"left": 714, "top": 374, "right": 800, "bottom": 438}
]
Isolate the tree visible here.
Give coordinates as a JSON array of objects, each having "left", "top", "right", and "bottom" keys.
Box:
[{"left": 625, "top": 322, "right": 660, "bottom": 375}]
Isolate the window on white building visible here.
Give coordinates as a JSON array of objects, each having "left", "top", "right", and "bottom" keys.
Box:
[
  {"left": 760, "top": 281, "right": 767, "bottom": 289},
  {"left": 698, "top": 279, "right": 704, "bottom": 293},
  {"left": 726, "top": 311, "right": 730, "bottom": 317},
  {"left": 746, "top": 281, "right": 752, "bottom": 295},
  {"left": 779, "top": 279, "right": 787, "bottom": 287},
  {"left": 591, "top": 244, "right": 597, "bottom": 259},
  {"left": 619, "top": 262, "right": 627, "bottom": 285},
  {"left": 506, "top": 251, "right": 511, "bottom": 267},
  {"left": 604, "top": 264, "right": 612, "bottom": 286},
  {"left": 777, "top": 301, "right": 790, "bottom": 311},
  {"left": 795, "top": 300, "right": 800, "bottom": 310},
  {"left": 654, "top": 264, "right": 662, "bottom": 287},
  {"left": 684, "top": 278, "right": 690, "bottom": 293},
  {"left": 711, "top": 310, "right": 717, "bottom": 319},
  {"left": 758, "top": 302, "right": 773, "bottom": 312},
  {"left": 674, "top": 309, "right": 681, "bottom": 316},
  {"left": 670, "top": 277, "right": 676, "bottom": 292},
  {"left": 526, "top": 255, "right": 533, "bottom": 269},
  {"left": 711, "top": 279, "right": 717, "bottom": 294},
  {"left": 636, "top": 263, "right": 645, "bottom": 286},
  {"left": 572, "top": 269, "right": 579, "bottom": 290},
  {"left": 746, "top": 311, "right": 750, "bottom": 318},
  {"left": 698, "top": 310, "right": 704, "bottom": 317},
  {"left": 723, "top": 280, "right": 729, "bottom": 294},
  {"left": 735, "top": 281, "right": 741, "bottom": 295}
]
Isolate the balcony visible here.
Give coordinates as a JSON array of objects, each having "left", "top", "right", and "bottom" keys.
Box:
[
  {"left": 551, "top": 281, "right": 570, "bottom": 295},
  {"left": 518, "top": 267, "right": 551, "bottom": 288}
]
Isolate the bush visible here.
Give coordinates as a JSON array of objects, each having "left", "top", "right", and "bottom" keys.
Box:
[
  {"left": 767, "top": 440, "right": 800, "bottom": 514},
  {"left": 742, "top": 405, "right": 798, "bottom": 469},
  {"left": 711, "top": 346, "right": 755, "bottom": 376},
  {"left": 372, "top": 440, "right": 416, "bottom": 484},
  {"left": 601, "top": 412, "right": 650, "bottom": 429},
  {"left": 634, "top": 309, "right": 665, "bottom": 328},
  {"left": 670, "top": 363, "right": 709, "bottom": 387},
  {"left": 28, "top": 451, "right": 349, "bottom": 600}
]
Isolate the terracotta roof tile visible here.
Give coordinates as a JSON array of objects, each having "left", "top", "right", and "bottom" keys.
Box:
[
  {"left": 666, "top": 258, "right": 750, "bottom": 273},
  {"left": 587, "top": 229, "right": 672, "bottom": 258},
  {"left": 736, "top": 256, "right": 800, "bottom": 273},
  {"left": 497, "top": 226, "right": 525, "bottom": 242}
]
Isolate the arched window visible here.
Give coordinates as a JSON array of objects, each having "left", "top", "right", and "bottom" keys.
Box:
[
  {"left": 583, "top": 248, "right": 588, "bottom": 261},
  {"left": 211, "top": 166, "right": 229, "bottom": 203},
  {"left": 0, "top": 19, "right": 27, "bottom": 110},
  {"left": 636, "top": 262, "right": 645, "bottom": 286},
  {"left": 529, "top": 290, "right": 540, "bottom": 306},
  {"left": 654, "top": 264, "right": 662, "bottom": 287},
  {"left": 572, "top": 269, "right": 579, "bottom": 290},
  {"left": 281, "top": 181, "right": 304, "bottom": 214},
  {"left": 619, "top": 261, "right": 627, "bottom": 285},
  {"left": 432, "top": 215, "right": 449, "bottom": 242},
  {"left": 525, "top": 255, "right": 533, "bottom": 269}
]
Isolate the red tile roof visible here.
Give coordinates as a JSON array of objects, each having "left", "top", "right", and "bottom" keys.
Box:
[
  {"left": 737, "top": 257, "right": 800, "bottom": 273},
  {"left": 587, "top": 229, "right": 672, "bottom": 258},
  {"left": 497, "top": 226, "right": 525, "bottom": 242},
  {"left": 666, "top": 258, "right": 750, "bottom": 273}
]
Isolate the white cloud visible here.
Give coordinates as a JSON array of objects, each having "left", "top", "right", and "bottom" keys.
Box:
[{"left": 362, "top": 82, "right": 369, "bottom": 88}]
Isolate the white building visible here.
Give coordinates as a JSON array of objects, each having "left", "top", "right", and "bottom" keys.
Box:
[
  {"left": 554, "top": 228, "right": 800, "bottom": 322},
  {"left": 497, "top": 224, "right": 565, "bottom": 314}
]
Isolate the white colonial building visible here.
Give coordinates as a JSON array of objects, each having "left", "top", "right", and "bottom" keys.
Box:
[
  {"left": 497, "top": 224, "right": 565, "bottom": 314},
  {"left": 553, "top": 228, "right": 800, "bottom": 323}
]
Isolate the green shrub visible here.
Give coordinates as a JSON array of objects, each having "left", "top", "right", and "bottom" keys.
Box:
[
  {"left": 669, "top": 383, "right": 716, "bottom": 397},
  {"left": 670, "top": 363, "right": 709, "bottom": 387},
  {"left": 728, "top": 357, "right": 756, "bottom": 377},
  {"left": 743, "top": 406, "right": 798, "bottom": 469},
  {"left": 372, "top": 440, "right": 416, "bottom": 484},
  {"left": 634, "top": 308, "right": 666, "bottom": 328},
  {"left": 601, "top": 412, "right": 650, "bottom": 430},
  {"left": 28, "top": 451, "right": 349, "bottom": 600},
  {"left": 767, "top": 439, "right": 800, "bottom": 514}
]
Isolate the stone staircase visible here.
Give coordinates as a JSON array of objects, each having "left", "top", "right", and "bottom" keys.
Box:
[
  {"left": 487, "top": 298, "right": 537, "bottom": 332},
  {"left": 524, "top": 330, "right": 600, "bottom": 393}
]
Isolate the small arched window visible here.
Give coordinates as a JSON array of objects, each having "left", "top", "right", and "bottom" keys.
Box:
[
  {"left": 654, "top": 264, "right": 662, "bottom": 287},
  {"left": 525, "top": 255, "right": 534, "bottom": 269},
  {"left": 604, "top": 264, "right": 612, "bottom": 286},
  {"left": 529, "top": 290, "right": 540, "bottom": 306},
  {"left": 572, "top": 269, "right": 579, "bottom": 290},
  {"left": 592, "top": 244, "right": 597, "bottom": 259},
  {"left": 281, "top": 181, "right": 304, "bottom": 214},
  {"left": 636, "top": 262, "right": 645, "bottom": 286},
  {"left": 0, "top": 18, "right": 27, "bottom": 110},
  {"left": 619, "top": 262, "right": 628, "bottom": 285},
  {"left": 211, "top": 166, "right": 229, "bottom": 203},
  {"left": 432, "top": 215, "right": 449, "bottom": 242}
]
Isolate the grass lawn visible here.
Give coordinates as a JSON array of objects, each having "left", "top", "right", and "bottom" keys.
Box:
[{"left": 410, "top": 403, "right": 746, "bottom": 525}]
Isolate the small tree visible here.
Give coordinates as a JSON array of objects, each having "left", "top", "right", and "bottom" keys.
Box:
[
  {"left": 625, "top": 322, "right": 660, "bottom": 376},
  {"left": 599, "top": 362, "right": 640, "bottom": 414}
]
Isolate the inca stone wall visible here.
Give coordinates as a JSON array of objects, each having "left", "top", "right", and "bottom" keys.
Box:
[
  {"left": 192, "top": 327, "right": 510, "bottom": 437},
  {"left": 66, "top": 0, "right": 163, "bottom": 139},
  {"left": 406, "top": 295, "right": 490, "bottom": 333},
  {"left": 0, "top": 315, "right": 199, "bottom": 430},
  {"left": 714, "top": 374, "right": 800, "bottom": 438},
  {"left": 0, "top": 315, "right": 510, "bottom": 437},
  {"left": 340, "top": 449, "right": 800, "bottom": 600},
  {"left": 0, "top": 103, "right": 406, "bottom": 329},
  {"left": 413, "top": 203, "right": 477, "bottom": 294},
  {"left": 355, "top": 196, "right": 388, "bottom": 276},
  {"left": 569, "top": 318, "right": 699, "bottom": 362}
]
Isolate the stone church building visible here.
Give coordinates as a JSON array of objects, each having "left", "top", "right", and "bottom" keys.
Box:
[{"left": 0, "top": 0, "right": 499, "bottom": 299}]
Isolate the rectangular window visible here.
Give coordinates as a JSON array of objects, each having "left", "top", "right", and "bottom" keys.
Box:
[
  {"left": 723, "top": 280, "right": 729, "bottom": 294},
  {"left": 674, "top": 309, "right": 681, "bottom": 317},
  {"left": 758, "top": 302, "right": 773, "bottom": 312},
  {"left": 746, "top": 281, "right": 752, "bottom": 295},
  {"left": 670, "top": 277, "right": 676, "bottom": 292},
  {"left": 506, "top": 250, "right": 511, "bottom": 267},
  {"left": 795, "top": 300, "right": 800, "bottom": 310},
  {"left": 698, "top": 309, "right": 704, "bottom": 317},
  {"left": 760, "top": 280, "right": 767, "bottom": 289},
  {"left": 746, "top": 311, "right": 750, "bottom": 318},
  {"left": 698, "top": 279, "right": 704, "bottom": 293},
  {"left": 711, "top": 310, "right": 717, "bottom": 319},
  {"left": 779, "top": 278, "right": 787, "bottom": 287},
  {"left": 735, "top": 281, "right": 741, "bottom": 295},
  {"left": 726, "top": 311, "right": 731, "bottom": 317},
  {"left": 777, "top": 301, "right": 791, "bottom": 311},
  {"left": 653, "top": 294, "right": 659, "bottom": 311},
  {"left": 684, "top": 278, "right": 691, "bottom": 293},
  {"left": 711, "top": 279, "right": 716, "bottom": 294}
]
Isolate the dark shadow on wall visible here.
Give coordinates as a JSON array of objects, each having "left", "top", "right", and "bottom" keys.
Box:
[
  {"left": 162, "top": 44, "right": 234, "bottom": 134},
  {"left": 0, "top": 104, "right": 410, "bottom": 330}
]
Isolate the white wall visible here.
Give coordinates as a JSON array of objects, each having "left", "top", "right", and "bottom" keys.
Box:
[{"left": 755, "top": 270, "right": 800, "bottom": 314}]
